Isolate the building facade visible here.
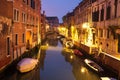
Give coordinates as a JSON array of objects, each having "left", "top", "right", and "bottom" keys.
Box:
[
  {"left": 46, "top": 16, "right": 59, "bottom": 31},
  {"left": 13, "top": 0, "right": 41, "bottom": 59},
  {"left": 0, "top": 0, "right": 41, "bottom": 70},
  {"left": 92, "top": 0, "right": 120, "bottom": 55},
  {"left": 0, "top": 0, "right": 13, "bottom": 70},
  {"left": 63, "top": 0, "right": 120, "bottom": 74},
  {"left": 41, "top": 11, "right": 48, "bottom": 41}
]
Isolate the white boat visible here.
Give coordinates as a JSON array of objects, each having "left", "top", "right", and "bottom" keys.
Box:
[
  {"left": 84, "top": 59, "right": 104, "bottom": 72},
  {"left": 17, "top": 58, "right": 38, "bottom": 73},
  {"left": 65, "top": 41, "right": 74, "bottom": 48},
  {"left": 100, "top": 77, "right": 117, "bottom": 80}
]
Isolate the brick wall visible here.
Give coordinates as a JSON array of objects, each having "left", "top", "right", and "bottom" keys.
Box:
[{"left": 0, "top": 0, "right": 13, "bottom": 18}]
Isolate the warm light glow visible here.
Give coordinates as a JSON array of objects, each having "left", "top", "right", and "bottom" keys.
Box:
[
  {"left": 86, "top": 28, "right": 93, "bottom": 46},
  {"left": 70, "top": 55, "right": 73, "bottom": 59},
  {"left": 46, "top": 24, "right": 50, "bottom": 31},
  {"left": 26, "top": 31, "right": 32, "bottom": 45},
  {"left": 82, "top": 23, "right": 89, "bottom": 29},
  {"left": 81, "top": 67, "right": 86, "bottom": 73},
  {"left": 82, "top": 22, "right": 94, "bottom": 46},
  {"left": 58, "top": 27, "right": 68, "bottom": 37},
  {"left": 71, "top": 26, "right": 79, "bottom": 41},
  {"left": 41, "top": 45, "right": 48, "bottom": 50},
  {"left": 46, "top": 43, "right": 49, "bottom": 46},
  {"left": 63, "top": 48, "right": 73, "bottom": 53}
]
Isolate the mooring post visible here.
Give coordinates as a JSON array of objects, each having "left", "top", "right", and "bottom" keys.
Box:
[{"left": 118, "top": 67, "right": 120, "bottom": 80}]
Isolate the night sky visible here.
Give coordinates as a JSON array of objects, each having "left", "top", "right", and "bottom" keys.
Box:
[{"left": 41, "top": 0, "right": 82, "bottom": 23}]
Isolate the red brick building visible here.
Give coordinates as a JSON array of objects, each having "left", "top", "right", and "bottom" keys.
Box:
[
  {"left": 13, "top": 0, "right": 41, "bottom": 59},
  {"left": 0, "top": 0, "right": 41, "bottom": 70},
  {"left": 0, "top": 0, "right": 13, "bottom": 70}
]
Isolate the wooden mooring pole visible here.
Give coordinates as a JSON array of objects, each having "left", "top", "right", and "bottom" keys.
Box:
[{"left": 118, "top": 68, "right": 120, "bottom": 80}]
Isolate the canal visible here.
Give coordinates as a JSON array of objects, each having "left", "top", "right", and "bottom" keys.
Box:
[{"left": 0, "top": 38, "right": 117, "bottom": 80}]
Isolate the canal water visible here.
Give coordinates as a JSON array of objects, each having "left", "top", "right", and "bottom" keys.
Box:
[
  {"left": 0, "top": 39, "right": 116, "bottom": 80},
  {"left": 40, "top": 39, "right": 100, "bottom": 80}
]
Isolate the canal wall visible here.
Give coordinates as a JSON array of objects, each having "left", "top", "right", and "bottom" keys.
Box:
[
  {"left": 74, "top": 42, "right": 119, "bottom": 78},
  {"left": 94, "top": 52, "right": 120, "bottom": 76}
]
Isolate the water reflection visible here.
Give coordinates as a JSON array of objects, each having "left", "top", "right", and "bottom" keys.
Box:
[
  {"left": 62, "top": 48, "right": 100, "bottom": 80},
  {"left": 39, "top": 48, "right": 46, "bottom": 71},
  {"left": 45, "top": 38, "right": 58, "bottom": 47}
]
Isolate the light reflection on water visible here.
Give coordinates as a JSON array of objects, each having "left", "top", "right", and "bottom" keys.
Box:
[
  {"left": 61, "top": 47, "right": 100, "bottom": 80},
  {"left": 40, "top": 41, "right": 100, "bottom": 80},
  {"left": 47, "top": 46, "right": 63, "bottom": 51}
]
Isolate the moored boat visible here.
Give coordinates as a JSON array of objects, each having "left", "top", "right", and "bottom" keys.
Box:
[
  {"left": 65, "top": 41, "right": 74, "bottom": 48},
  {"left": 17, "top": 58, "right": 38, "bottom": 73},
  {"left": 84, "top": 59, "right": 104, "bottom": 72},
  {"left": 74, "top": 49, "right": 83, "bottom": 56},
  {"left": 100, "top": 77, "right": 117, "bottom": 80}
]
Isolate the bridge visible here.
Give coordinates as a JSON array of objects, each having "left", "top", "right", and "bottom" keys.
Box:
[{"left": 45, "top": 31, "right": 58, "bottom": 39}]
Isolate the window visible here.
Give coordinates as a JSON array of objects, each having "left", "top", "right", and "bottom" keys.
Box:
[
  {"left": 36, "top": 17, "right": 38, "bottom": 24},
  {"left": 31, "top": 0, "right": 35, "bottom": 9},
  {"left": 99, "top": 29, "right": 103, "bottom": 37},
  {"left": 22, "top": 33, "right": 24, "bottom": 43},
  {"left": 91, "top": 0, "right": 97, "bottom": 3},
  {"left": 92, "top": 7, "right": 99, "bottom": 22},
  {"left": 23, "top": 0, "right": 26, "bottom": 3},
  {"left": 30, "top": 16, "right": 34, "bottom": 25},
  {"left": 7, "top": 37, "right": 10, "bottom": 55},
  {"left": 100, "top": 8, "right": 104, "bottom": 21},
  {"left": 15, "top": 34, "right": 18, "bottom": 45},
  {"left": 118, "top": 34, "right": 120, "bottom": 53},
  {"left": 106, "top": 6, "right": 111, "bottom": 20},
  {"left": 106, "top": 43, "right": 109, "bottom": 47},
  {"left": 27, "top": 0, "right": 29, "bottom": 5},
  {"left": 114, "top": 0, "right": 118, "bottom": 18},
  {"left": 26, "top": 14, "right": 29, "bottom": 24},
  {"left": 22, "top": 12, "right": 26, "bottom": 23},
  {"left": 106, "top": 3, "right": 111, "bottom": 20},
  {"left": 14, "top": 9, "right": 19, "bottom": 21},
  {"left": 96, "top": 29, "right": 98, "bottom": 37}
]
